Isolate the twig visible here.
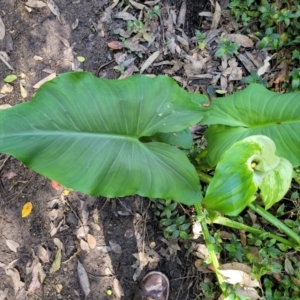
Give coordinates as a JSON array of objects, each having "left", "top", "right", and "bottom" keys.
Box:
[{"left": 97, "top": 60, "right": 115, "bottom": 75}]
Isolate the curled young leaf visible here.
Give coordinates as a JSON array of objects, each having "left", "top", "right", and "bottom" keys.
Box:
[{"left": 203, "top": 135, "right": 293, "bottom": 215}]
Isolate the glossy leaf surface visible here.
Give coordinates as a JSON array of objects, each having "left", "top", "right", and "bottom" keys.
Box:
[
  {"left": 201, "top": 84, "right": 300, "bottom": 167},
  {"left": 0, "top": 72, "right": 207, "bottom": 205}
]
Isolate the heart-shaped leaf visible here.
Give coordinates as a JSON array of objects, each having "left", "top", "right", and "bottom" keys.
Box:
[
  {"left": 201, "top": 84, "right": 300, "bottom": 167},
  {"left": 0, "top": 72, "right": 207, "bottom": 205}
]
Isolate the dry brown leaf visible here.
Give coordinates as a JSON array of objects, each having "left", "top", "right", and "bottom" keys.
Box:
[
  {"left": 219, "top": 262, "right": 260, "bottom": 287},
  {"left": 28, "top": 262, "right": 41, "bottom": 294},
  {"left": 37, "top": 245, "right": 50, "bottom": 263},
  {"left": 25, "top": 0, "right": 47, "bottom": 8},
  {"left": 284, "top": 257, "right": 295, "bottom": 275},
  {"left": 257, "top": 55, "right": 274, "bottom": 76},
  {"left": 0, "top": 83, "right": 13, "bottom": 94},
  {"left": 211, "top": 1, "right": 221, "bottom": 30},
  {"left": 77, "top": 226, "right": 89, "bottom": 238},
  {"left": 274, "top": 61, "right": 289, "bottom": 84},
  {"left": 107, "top": 41, "right": 123, "bottom": 50},
  {"left": 6, "top": 240, "right": 19, "bottom": 253},
  {"left": 0, "top": 17, "right": 5, "bottom": 41},
  {"left": 77, "top": 260, "right": 91, "bottom": 298},
  {"left": 291, "top": 276, "right": 300, "bottom": 287},
  {"left": 50, "top": 238, "right": 63, "bottom": 273},
  {"left": 33, "top": 73, "right": 56, "bottom": 89},
  {"left": 177, "top": 0, "right": 186, "bottom": 27},
  {"left": 193, "top": 243, "right": 210, "bottom": 260},
  {"left": 58, "top": 35, "right": 70, "bottom": 48},
  {"left": 109, "top": 240, "right": 122, "bottom": 254},
  {"left": 80, "top": 239, "right": 90, "bottom": 252},
  {"left": 90, "top": 222, "right": 101, "bottom": 231},
  {"left": 47, "top": 0, "right": 60, "bottom": 19},
  {"left": 5, "top": 268, "right": 25, "bottom": 295},
  {"left": 125, "top": 41, "right": 147, "bottom": 53},
  {"left": 225, "top": 34, "right": 254, "bottom": 48},
  {"left": 20, "top": 84, "right": 28, "bottom": 98},
  {"left": 72, "top": 18, "right": 79, "bottom": 30},
  {"left": 129, "top": 0, "right": 147, "bottom": 10},
  {"left": 140, "top": 50, "right": 161, "bottom": 74},
  {"left": 113, "top": 278, "right": 124, "bottom": 298},
  {"left": 0, "top": 51, "right": 14, "bottom": 70},
  {"left": 115, "top": 12, "right": 136, "bottom": 21},
  {"left": 87, "top": 234, "right": 97, "bottom": 249},
  {"left": 0, "top": 104, "right": 11, "bottom": 109},
  {"left": 194, "top": 259, "right": 203, "bottom": 269},
  {"left": 3, "top": 171, "right": 17, "bottom": 179}
]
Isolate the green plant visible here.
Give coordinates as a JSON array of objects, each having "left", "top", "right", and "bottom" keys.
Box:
[
  {"left": 148, "top": 5, "right": 160, "bottom": 19},
  {"left": 215, "top": 37, "right": 239, "bottom": 58},
  {"left": 194, "top": 29, "right": 206, "bottom": 50},
  {"left": 0, "top": 72, "right": 299, "bottom": 297}
]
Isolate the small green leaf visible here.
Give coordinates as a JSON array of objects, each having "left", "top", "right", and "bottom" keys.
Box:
[
  {"left": 77, "top": 56, "right": 85, "bottom": 62},
  {"left": 4, "top": 74, "right": 17, "bottom": 83}
]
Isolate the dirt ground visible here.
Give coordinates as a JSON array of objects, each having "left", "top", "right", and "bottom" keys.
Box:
[{"left": 0, "top": 1, "right": 215, "bottom": 299}]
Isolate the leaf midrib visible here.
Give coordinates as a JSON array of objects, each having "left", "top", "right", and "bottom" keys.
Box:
[{"left": 4, "top": 130, "right": 140, "bottom": 141}]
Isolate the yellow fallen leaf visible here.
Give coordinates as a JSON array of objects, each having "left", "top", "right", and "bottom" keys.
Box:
[
  {"left": 20, "top": 83, "right": 28, "bottom": 99},
  {"left": 63, "top": 189, "right": 70, "bottom": 196},
  {"left": 22, "top": 202, "right": 33, "bottom": 218},
  {"left": 77, "top": 56, "right": 85, "bottom": 63}
]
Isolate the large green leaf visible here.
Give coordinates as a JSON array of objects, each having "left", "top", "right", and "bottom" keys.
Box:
[
  {"left": 0, "top": 72, "right": 207, "bottom": 205},
  {"left": 203, "top": 136, "right": 293, "bottom": 216},
  {"left": 200, "top": 84, "right": 300, "bottom": 167}
]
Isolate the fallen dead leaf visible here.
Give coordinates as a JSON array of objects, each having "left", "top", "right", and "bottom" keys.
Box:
[
  {"left": 115, "top": 11, "right": 136, "bottom": 21},
  {"left": 33, "top": 73, "right": 56, "bottom": 89},
  {"left": 50, "top": 238, "right": 63, "bottom": 273},
  {"left": 20, "top": 84, "right": 28, "bottom": 99},
  {"left": 6, "top": 240, "right": 20, "bottom": 253},
  {"left": 72, "top": 18, "right": 79, "bottom": 30},
  {"left": 0, "top": 104, "right": 11, "bottom": 109},
  {"left": 77, "top": 226, "right": 89, "bottom": 239},
  {"left": 219, "top": 262, "right": 260, "bottom": 288},
  {"left": 25, "top": 0, "right": 47, "bottom": 8},
  {"left": 47, "top": 0, "right": 61, "bottom": 20},
  {"left": 3, "top": 171, "right": 17, "bottom": 179},
  {"left": 274, "top": 60, "right": 289, "bottom": 85},
  {"left": 0, "top": 18, "right": 5, "bottom": 40},
  {"left": 113, "top": 278, "right": 124, "bottom": 298},
  {"left": 80, "top": 239, "right": 90, "bottom": 252},
  {"left": 225, "top": 33, "right": 254, "bottom": 48},
  {"left": 37, "top": 245, "right": 50, "bottom": 263},
  {"left": 55, "top": 284, "right": 63, "bottom": 293},
  {"left": 140, "top": 50, "right": 161, "bottom": 74},
  {"left": 28, "top": 262, "right": 41, "bottom": 294},
  {"left": 211, "top": 1, "right": 221, "bottom": 30},
  {"left": 177, "top": 0, "right": 186, "bottom": 27},
  {"left": 0, "top": 83, "right": 13, "bottom": 94},
  {"left": 5, "top": 268, "right": 25, "bottom": 295},
  {"left": 22, "top": 202, "right": 33, "bottom": 218},
  {"left": 129, "top": 0, "right": 147, "bottom": 10},
  {"left": 51, "top": 180, "right": 60, "bottom": 190},
  {"left": 107, "top": 41, "right": 123, "bottom": 50},
  {"left": 77, "top": 260, "right": 91, "bottom": 298},
  {"left": 87, "top": 234, "right": 97, "bottom": 249},
  {"left": 58, "top": 35, "right": 70, "bottom": 48},
  {"left": 33, "top": 55, "right": 43, "bottom": 61}
]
